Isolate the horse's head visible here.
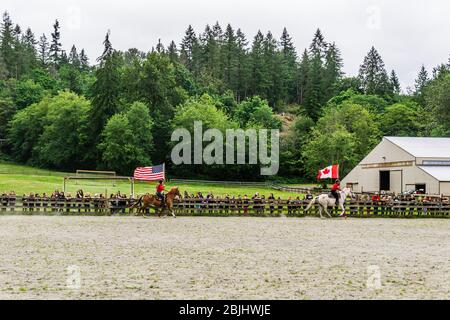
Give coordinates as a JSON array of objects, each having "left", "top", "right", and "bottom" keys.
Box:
[
  {"left": 169, "top": 187, "right": 181, "bottom": 197},
  {"left": 343, "top": 187, "right": 356, "bottom": 199}
]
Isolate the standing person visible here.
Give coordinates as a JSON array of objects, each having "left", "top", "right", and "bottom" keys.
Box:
[{"left": 156, "top": 179, "right": 165, "bottom": 207}]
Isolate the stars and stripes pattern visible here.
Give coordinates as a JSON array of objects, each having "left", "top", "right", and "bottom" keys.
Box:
[{"left": 133, "top": 164, "right": 165, "bottom": 181}]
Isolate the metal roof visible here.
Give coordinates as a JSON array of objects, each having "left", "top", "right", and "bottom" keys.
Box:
[
  {"left": 385, "top": 137, "right": 450, "bottom": 158},
  {"left": 418, "top": 166, "right": 450, "bottom": 182}
]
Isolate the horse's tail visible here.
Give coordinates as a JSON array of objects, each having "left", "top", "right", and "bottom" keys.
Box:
[
  {"left": 130, "top": 195, "right": 143, "bottom": 209},
  {"left": 305, "top": 196, "right": 318, "bottom": 211}
]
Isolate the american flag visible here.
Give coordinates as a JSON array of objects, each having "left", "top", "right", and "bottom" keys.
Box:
[{"left": 133, "top": 164, "right": 165, "bottom": 181}]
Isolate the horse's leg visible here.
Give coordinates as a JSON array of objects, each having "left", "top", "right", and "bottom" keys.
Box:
[
  {"left": 143, "top": 205, "right": 148, "bottom": 218},
  {"left": 319, "top": 205, "right": 324, "bottom": 219},
  {"left": 324, "top": 205, "right": 332, "bottom": 218},
  {"left": 339, "top": 202, "right": 346, "bottom": 217},
  {"left": 168, "top": 204, "right": 176, "bottom": 218},
  {"left": 135, "top": 205, "right": 141, "bottom": 216}
]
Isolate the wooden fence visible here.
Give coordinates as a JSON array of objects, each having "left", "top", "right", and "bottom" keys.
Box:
[
  {"left": 1, "top": 196, "right": 449, "bottom": 217},
  {"left": 168, "top": 178, "right": 272, "bottom": 187},
  {"left": 271, "top": 185, "right": 326, "bottom": 193}
]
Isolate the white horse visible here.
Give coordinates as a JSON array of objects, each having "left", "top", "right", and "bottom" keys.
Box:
[{"left": 305, "top": 187, "right": 354, "bottom": 218}]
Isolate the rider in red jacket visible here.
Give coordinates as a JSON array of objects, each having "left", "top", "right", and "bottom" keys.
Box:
[
  {"left": 156, "top": 180, "right": 165, "bottom": 206},
  {"left": 331, "top": 179, "right": 341, "bottom": 206}
]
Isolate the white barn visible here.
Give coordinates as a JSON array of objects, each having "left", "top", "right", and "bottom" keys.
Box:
[{"left": 341, "top": 137, "right": 450, "bottom": 195}]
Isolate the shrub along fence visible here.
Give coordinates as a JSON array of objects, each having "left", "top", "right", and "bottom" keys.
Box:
[{"left": 0, "top": 196, "right": 449, "bottom": 218}]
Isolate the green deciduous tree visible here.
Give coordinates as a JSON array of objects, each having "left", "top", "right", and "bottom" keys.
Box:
[
  {"left": 33, "top": 91, "right": 91, "bottom": 169},
  {"left": 380, "top": 103, "right": 420, "bottom": 136},
  {"left": 98, "top": 114, "right": 142, "bottom": 174},
  {"left": 7, "top": 97, "right": 49, "bottom": 162},
  {"left": 10, "top": 79, "right": 45, "bottom": 109},
  {"left": 302, "top": 127, "right": 356, "bottom": 180},
  {"left": 279, "top": 115, "right": 314, "bottom": 177},
  {"left": 424, "top": 73, "right": 450, "bottom": 134},
  {"left": 0, "top": 96, "right": 16, "bottom": 139},
  {"left": 98, "top": 102, "right": 154, "bottom": 174},
  {"left": 233, "top": 96, "right": 281, "bottom": 129},
  {"left": 173, "top": 93, "right": 235, "bottom": 131},
  {"left": 8, "top": 92, "right": 91, "bottom": 168},
  {"left": 302, "top": 102, "right": 380, "bottom": 178},
  {"left": 138, "top": 52, "right": 187, "bottom": 163},
  {"left": 125, "top": 101, "right": 154, "bottom": 160}
]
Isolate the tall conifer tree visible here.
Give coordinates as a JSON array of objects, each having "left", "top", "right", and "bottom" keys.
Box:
[
  {"left": 49, "top": 19, "right": 62, "bottom": 65},
  {"left": 90, "top": 31, "right": 122, "bottom": 149},
  {"left": 358, "top": 46, "right": 390, "bottom": 95},
  {"left": 390, "top": 70, "right": 401, "bottom": 94}
]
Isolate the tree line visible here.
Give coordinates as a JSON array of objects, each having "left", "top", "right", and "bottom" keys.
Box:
[{"left": 1, "top": 11, "right": 450, "bottom": 181}]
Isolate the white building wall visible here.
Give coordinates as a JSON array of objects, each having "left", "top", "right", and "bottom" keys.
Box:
[
  {"left": 404, "top": 166, "right": 440, "bottom": 194},
  {"left": 342, "top": 138, "right": 443, "bottom": 194},
  {"left": 343, "top": 165, "right": 440, "bottom": 194},
  {"left": 440, "top": 182, "right": 450, "bottom": 196},
  {"left": 359, "top": 138, "right": 414, "bottom": 164}
]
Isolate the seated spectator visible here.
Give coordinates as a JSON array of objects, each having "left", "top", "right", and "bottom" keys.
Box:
[
  {"left": 1, "top": 192, "right": 7, "bottom": 211},
  {"left": 242, "top": 194, "right": 249, "bottom": 215},
  {"left": 268, "top": 193, "right": 275, "bottom": 214},
  {"left": 277, "top": 196, "right": 283, "bottom": 214},
  {"left": 371, "top": 193, "right": 380, "bottom": 202}
]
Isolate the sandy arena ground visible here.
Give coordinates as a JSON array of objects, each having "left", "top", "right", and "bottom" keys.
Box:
[{"left": 0, "top": 216, "right": 448, "bottom": 299}]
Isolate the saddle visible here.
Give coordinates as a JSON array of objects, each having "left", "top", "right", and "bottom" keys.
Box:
[
  {"left": 328, "top": 192, "right": 340, "bottom": 206},
  {"left": 155, "top": 194, "right": 166, "bottom": 207}
]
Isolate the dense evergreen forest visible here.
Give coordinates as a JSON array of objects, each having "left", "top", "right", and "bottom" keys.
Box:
[{"left": 0, "top": 12, "right": 449, "bottom": 181}]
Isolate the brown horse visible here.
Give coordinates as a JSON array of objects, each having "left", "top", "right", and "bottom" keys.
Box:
[{"left": 131, "top": 187, "right": 181, "bottom": 218}]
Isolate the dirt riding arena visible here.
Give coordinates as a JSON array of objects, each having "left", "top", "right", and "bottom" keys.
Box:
[{"left": 0, "top": 216, "right": 448, "bottom": 299}]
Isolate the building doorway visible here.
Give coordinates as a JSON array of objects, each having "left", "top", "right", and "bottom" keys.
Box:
[
  {"left": 415, "top": 184, "right": 426, "bottom": 194},
  {"left": 379, "top": 171, "right": 390, "bottom": 191}
]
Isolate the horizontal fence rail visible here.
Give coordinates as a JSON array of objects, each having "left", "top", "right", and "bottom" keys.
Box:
[
  {"left": 0, "top": 196, "right": 449, "bottom": 218},
  {"left": 272, "top": 185, "right": 327, "bottom": 193},
  {"left": 167, "top": 178, "right": 273, "bottom": 186}
]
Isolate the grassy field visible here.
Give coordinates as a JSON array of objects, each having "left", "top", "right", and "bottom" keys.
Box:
[{"left": 0, "top": 162, "right": 308, "bottom": 198}]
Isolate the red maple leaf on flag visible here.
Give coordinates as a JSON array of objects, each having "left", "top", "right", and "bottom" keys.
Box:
[{"left": 322, "top": 168, "right": 330, "bottom": 174}]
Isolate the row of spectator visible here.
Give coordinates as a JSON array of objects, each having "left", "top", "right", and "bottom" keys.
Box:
[{"left": 1, "top": 189, "right": 450, "bottom": 215}]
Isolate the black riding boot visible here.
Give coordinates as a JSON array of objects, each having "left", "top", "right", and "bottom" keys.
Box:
[{"left": 333, "top": 192, "right": 339, "bottom": 206}]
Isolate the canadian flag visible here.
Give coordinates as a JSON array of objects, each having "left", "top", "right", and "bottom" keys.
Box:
[{"left": 317, "top": 164, "right": 339, "bottom": 180}]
